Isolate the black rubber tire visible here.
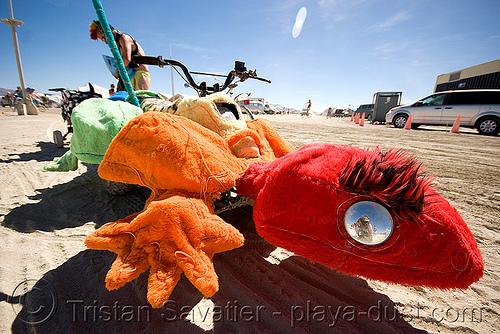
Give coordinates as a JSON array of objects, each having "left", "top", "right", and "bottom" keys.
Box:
[
  {"left": 53, "top": 130, "right": 64, "bottom": 148},
  {"left": 393, "top": 114, "right": 408, "bottom": 128},
  {"left": 102, "top": 180, "right": 139, "bottom": 196},
  {"left": 476, "top": 117, "right": 500, "bottom": 136}
]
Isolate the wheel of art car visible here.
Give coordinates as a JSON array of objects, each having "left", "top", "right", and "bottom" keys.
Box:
[{"left": 53, "top": 130, "right": 64, "bottom": 148}]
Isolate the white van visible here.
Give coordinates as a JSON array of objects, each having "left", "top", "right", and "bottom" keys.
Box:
[{"left": 385, "top": 89, "right": 500, "bottom": 135}]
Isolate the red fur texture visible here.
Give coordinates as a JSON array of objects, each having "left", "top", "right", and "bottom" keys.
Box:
[{"left": 238, "top": 143, "right": 484, "bottom": 289}]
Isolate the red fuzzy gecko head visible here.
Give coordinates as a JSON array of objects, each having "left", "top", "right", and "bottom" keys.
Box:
[{"left": 237, "top": 143, "right": 484, "bottom": 289}]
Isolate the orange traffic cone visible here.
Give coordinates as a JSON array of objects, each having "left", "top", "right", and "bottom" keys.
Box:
[
  {"left": 404, "top": 114, "right": 412, "bottom": 130},
  {"left": 451, "top": 115, "right": 461, "bottom": 133},
  {"left": 360, "top": 113, "right": 365, "bottom": 126},
  {"left": 350, "top": 114, "right": 354, "bottom": 122},
  {"left": 355, "top": 113, "right": 360, "bottom": 124}
]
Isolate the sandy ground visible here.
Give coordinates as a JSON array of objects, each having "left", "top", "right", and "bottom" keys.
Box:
[{"left": 0, "top": 107, "right": 498, "bottom": 333}]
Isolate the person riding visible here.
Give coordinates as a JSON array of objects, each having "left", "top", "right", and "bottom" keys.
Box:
[
  {"left": 89, "top": 20, "right": 150, "bottom": 91},
  {"left": 14, "top": 86, "right": 22, "bottom": 99}
]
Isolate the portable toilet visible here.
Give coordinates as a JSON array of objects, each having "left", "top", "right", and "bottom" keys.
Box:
[{"left": 371, "top": 92, "right": 402, "bottom": 123}]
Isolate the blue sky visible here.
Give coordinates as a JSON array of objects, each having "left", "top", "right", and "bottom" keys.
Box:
[{"left": 1, "top": 0, "right": 499, "bottom": 112}]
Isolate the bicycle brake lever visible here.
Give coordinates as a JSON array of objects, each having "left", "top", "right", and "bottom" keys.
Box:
[
  {"left": 236, "top": 69, "right": 271, "bottom": 84},
  {"left": 243, "top": 69, "right": 271, "bottom": 83},
  {"left": 254, "top": 77, "right": 272, "bottom": 84}
]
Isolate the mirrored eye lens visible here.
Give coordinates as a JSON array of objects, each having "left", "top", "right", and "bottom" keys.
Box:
[{"left": 344, "top": 201, "right": 393, "bottom": 246}]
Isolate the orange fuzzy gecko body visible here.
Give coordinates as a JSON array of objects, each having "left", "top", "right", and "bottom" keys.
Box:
[{"left": 86, "top": 110, "right": 293, "bottom": 308}]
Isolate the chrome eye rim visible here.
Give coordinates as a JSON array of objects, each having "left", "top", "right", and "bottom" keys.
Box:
[
  {"left": 343, "top": 200, "right": 394, "bottom": 246},
  {"left": 336, "top": 197, "right": 398, "bottom": 249}
]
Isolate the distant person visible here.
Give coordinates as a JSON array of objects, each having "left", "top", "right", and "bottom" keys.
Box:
[
  {"left": 14, "top": 86, "right": 22, "bottom": 99},
  {"left": 301, "top": 99, "right": 312, "bottom": 117},
  {"left": 327, "top": 107, "right": 332, "bottom": 119},
  {"left": 27, "top": 88, "right": 43, "bottom": 108},
  {"left": 26, "top": 88, "right": 36, "bottom": 104},
  {"left": 109, "top": 83, "right": 116, "bottom": 96},
  {"left": 5, "top": 92, "right": 14, "bottom": 107},
  {"left": 90, "top": 20, "right": 150, "bottom": 91}
]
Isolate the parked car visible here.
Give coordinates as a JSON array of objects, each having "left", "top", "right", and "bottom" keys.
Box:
[
  {"left": 354, "top": 104, "right": 374, "bottom": 121},
  {"left": 385, "top": 89, "right": 500, "bottom": 135},
  {"left": 237, "top": 101, "right": 263, "bottom": 114},
  {"left": 264, "top": 102, "right": 278, "bottom": 114},
  {"left": 237, "top": 98, "right": 266, "bottom": 115},
  {"left": 1, "top": 96, "right": 10, "bottom": 107},
  {"left": 331, "top": 108, "right": 347, "bottom": 117}
]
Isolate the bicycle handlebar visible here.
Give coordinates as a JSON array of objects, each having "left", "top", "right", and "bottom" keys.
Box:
[{"left": 132, "top": 55, "right": 270, "bottom": 96}]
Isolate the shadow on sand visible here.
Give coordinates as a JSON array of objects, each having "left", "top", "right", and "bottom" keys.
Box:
[
  {"left": 6, "top": 209, "right": 426, "bottom": 334},
  {"left": 2, "top": 163, "right": 151, "bottom": 232},
  {"left": 0, "top": 141, "right": 67, "bottom": 164}
]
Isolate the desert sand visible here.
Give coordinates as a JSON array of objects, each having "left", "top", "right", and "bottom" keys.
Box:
[{"left": 0, "top": 107, "right": 498, "bottom": 333}]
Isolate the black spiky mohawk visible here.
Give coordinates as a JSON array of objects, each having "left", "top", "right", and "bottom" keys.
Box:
[{"left": 339, "top": 148, "right": 435, "bottom": 213}]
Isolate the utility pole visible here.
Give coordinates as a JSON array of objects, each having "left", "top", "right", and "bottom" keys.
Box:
[
  {"left": 2, "top": 0, "right": 38, "bottom": 115},
  {"left": 169, "top": 43, "right": 174, "bottom": 96}
]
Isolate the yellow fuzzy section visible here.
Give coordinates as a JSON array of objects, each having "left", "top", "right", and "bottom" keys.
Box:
[{"left": 142, "top": 93, "right": 247, "bottom": 139}]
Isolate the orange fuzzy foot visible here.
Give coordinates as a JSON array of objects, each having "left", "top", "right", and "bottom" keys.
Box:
[{"left": 85, "top": 193, "right": 245, "bottom": 308}]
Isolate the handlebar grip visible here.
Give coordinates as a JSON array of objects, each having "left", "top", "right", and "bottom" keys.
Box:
[
  {"left": 255, "top": 77, "right": 271, "bottom": 84},
  {"left": 132, "top": 55, "right": 165, "bottom": 66}
]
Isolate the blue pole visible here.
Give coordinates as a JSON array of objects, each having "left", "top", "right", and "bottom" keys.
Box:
[{"left": 92, "top": 0, "right": 140, "bottom": 107}]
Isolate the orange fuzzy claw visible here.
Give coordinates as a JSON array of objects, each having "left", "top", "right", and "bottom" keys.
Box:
[
  {"left": 85, "top": 194, "right": 245, "bottom": 308},
  {"left": 87, "top": 106, "right": 294, "bottom": 307}
]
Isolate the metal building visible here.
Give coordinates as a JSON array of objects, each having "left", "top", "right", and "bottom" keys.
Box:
[{"left": 434, "top": 59, "right": 500, "bottom": 92}]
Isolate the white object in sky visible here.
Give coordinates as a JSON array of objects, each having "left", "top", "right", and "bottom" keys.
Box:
[{"left": 292, "top": 7, "right": 307, "bottom": 38}]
